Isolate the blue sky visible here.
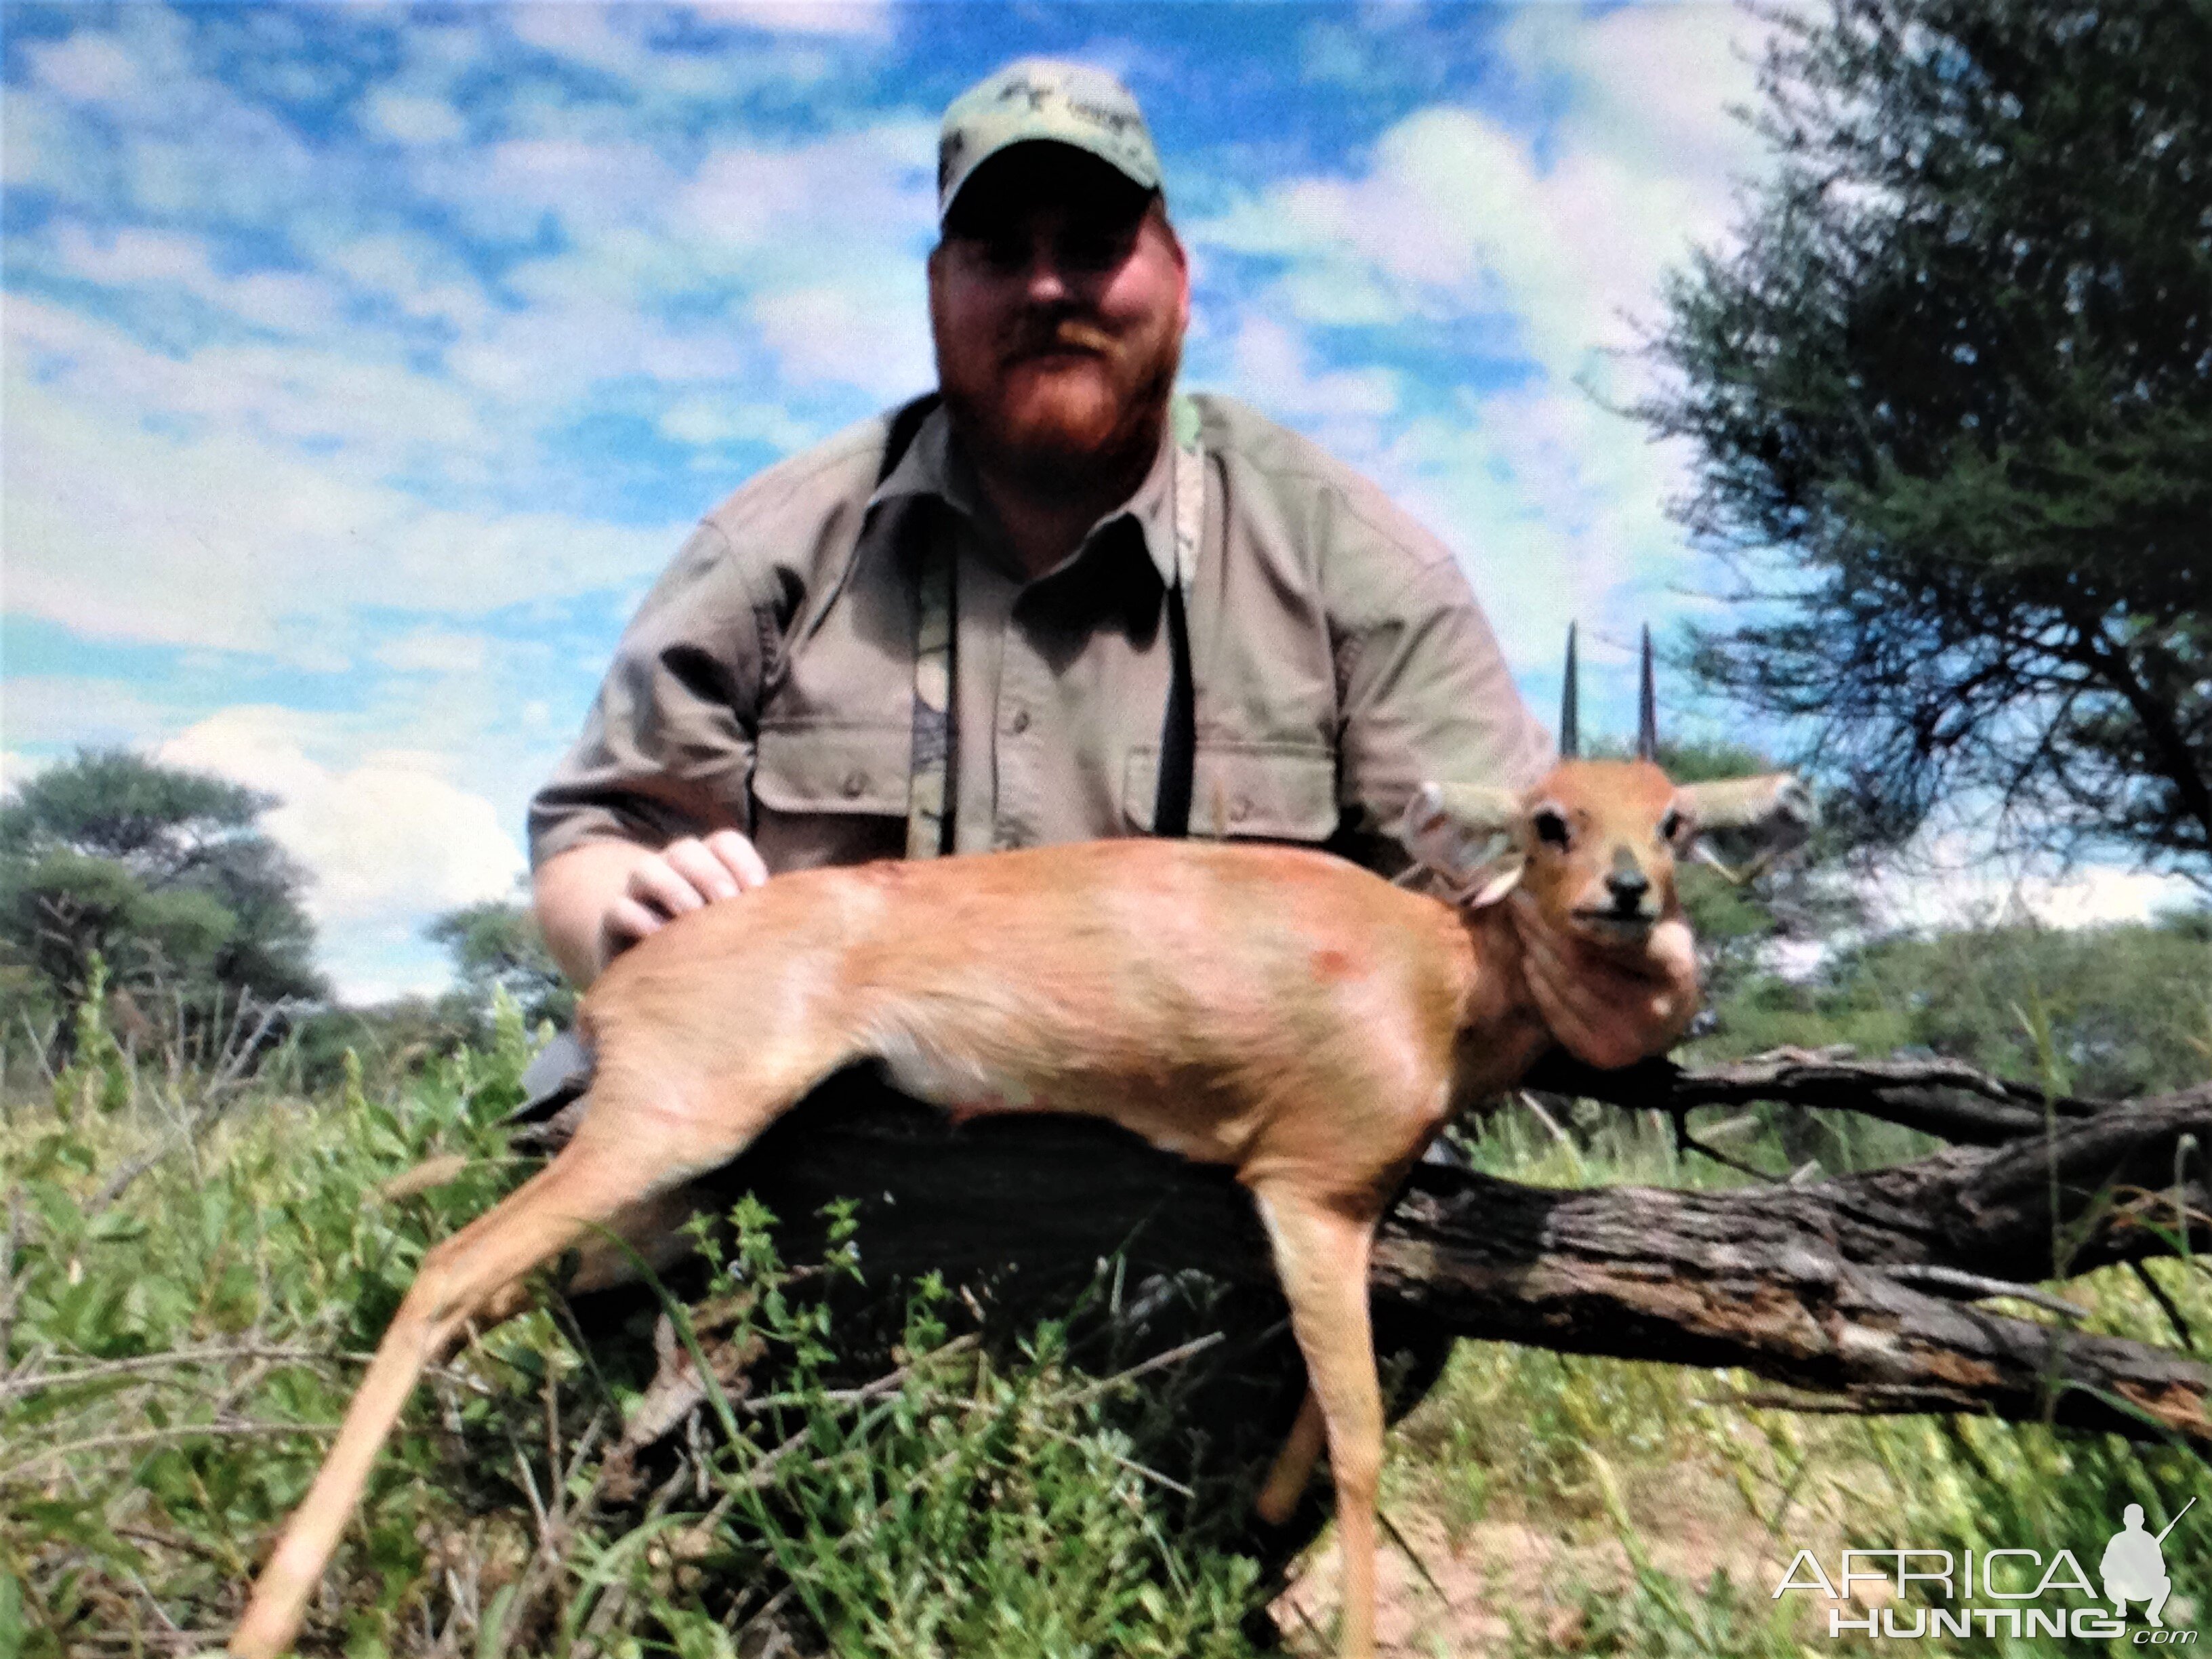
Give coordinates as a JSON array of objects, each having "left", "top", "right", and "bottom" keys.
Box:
[{"left": 1, "top": 1, "right": 1857, "bottom": 998}]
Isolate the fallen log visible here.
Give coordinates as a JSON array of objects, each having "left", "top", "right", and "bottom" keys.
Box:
[
  {"left": 1525, "top": 1047, "right": 2111, "bottom": 1145},
  {"left": 528, "top": 1054, "right": 2212, "bottom": 1450}
]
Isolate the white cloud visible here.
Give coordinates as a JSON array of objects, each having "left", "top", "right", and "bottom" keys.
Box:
[
  {"left": 752, "top": 281, "right": 933, "bottom": 401},
  {"left": 24, "top": 30, "right": 152, "bottom": 106},
  {"left": 1489, "top": 1, "right": 1778, "bottom": 374},
  {"left": 1464, "top": 375, "right": 1680, "bottom": 590},
  {"left": 697, "top": 0, "right": 895, "bottom": 39},
  {"left": 48, "top": 223, "right": 209, "bottom": 287},
  {"left": 675, "top": 121, "right": 937, "bottom": 261},
  {"left": 363, "top": 88, "right": 469, "bottom": 148},
  {"left": 407, "top": 118, "right": 939, "bottom": 403},
  {"left": 373, "top": 629, "right": 492, "bottom": 676},
  {"left": 415, "top": 119, "right": 938, "bottom": 299},
  {"left": 1183, "top": 3, "right": 1790, "bottom": 684},
  {"left": 316, "top": 928, "right": 459, "bottom": 1005},
  {"left": 1227, "top": 315, "right": 1398, "bottom": 423},
  {"left": 506, "top": 7, "right": 708, "bottom": 89},
  {"left": 13, "top": 17, "right": 322, "bottom": 235},
  {"left": 658, "top": 392, "right": 818, "bottom": 453},
  {"left": 2029, "top": 868, "right": 2204, "bottom": 930},
  {"left": 319, "top": 231, "right": 491, "bottom": 331},
  {"left": 5, "top": 356, "right": 682, "bottom": 661},
  {"left": 1865, "top": 833, "right": 2206, "bottom": 935},
  {"left": 0, "top": 676, "right": 184, "bottom": 749},
  {"left": 1370, "top": 409, "right": 1592, "bottom": 670},
  {"left": 501, "top": 4, "right": 874, "bottom": 99},
  {"left": 458, "top": 136, "right": 680, "bottom": 239},
  {"left": 1195, "top": 102, "right": 1724, "bottom": 384},
  {"left": 445, "top": 284, "right": 757, "bottom": 404},
  {"left": 1220, "top": 315, "right": 1401, "bottom": 468},
  {"left": 9, "top": 294, "right": 487, "bottom": 478},
  {"left": 1497, "top": 3, "right": 1774, "bottom": 183},
  {"left": 0, "top": 750, "right": 53, "bottom": 796},
  {"left": 157, "top": 707, "right": 525, "bottom": 946},
  {"left": 51, "top": 222, "right": 343, "bottom": 337},
  {"left": 1194, "top": 3, "right": 1782, "bottom": 382}
]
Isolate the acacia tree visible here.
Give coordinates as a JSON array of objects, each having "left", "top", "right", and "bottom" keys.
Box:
[
  {"left": 1639, "top": 0, "right": 2212, "bottom": 886},
  {"left": 0, "top": 750, "right": 325, "bottom": 1039},
  {"left": 425, "top": 891, "right": 575, "bottom": 1035}
]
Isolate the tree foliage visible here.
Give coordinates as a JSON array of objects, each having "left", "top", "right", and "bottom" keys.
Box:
[
  {"left": 1639, "top": 0, "right": 2212, "bottom": 884},
  {"left": 424, "top": 892, "right": 575, "bottom": 1035},
  {"left": 0, "top": 750, "right": 325, "bottom": 1031},
  {"left": 1710, "top": 912, "right": 2212, "bottom": 1103}
]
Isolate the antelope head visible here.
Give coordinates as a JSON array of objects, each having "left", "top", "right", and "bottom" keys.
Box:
[{"left": 1400, "top": 624, "right": 1814, "bottom": 948}]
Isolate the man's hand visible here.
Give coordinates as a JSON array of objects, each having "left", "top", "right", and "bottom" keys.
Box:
[
  {"left": 535, "top": 831, "right": 769, "bottom": 987},
  {"left": 605, "top": 830, "right": 770, "bottom": 954},
  {"left": 1511, "top": 897, "right": 1700, "bottom": 1071}
]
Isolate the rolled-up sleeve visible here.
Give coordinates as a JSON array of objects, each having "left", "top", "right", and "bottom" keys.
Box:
[{"left": 529, "top": 521, "right": 775, "bottom": 867}]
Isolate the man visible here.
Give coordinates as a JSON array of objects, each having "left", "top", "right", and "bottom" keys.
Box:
[
  {"left": 530, "top": 58, "right": 1695, "bottom": 1069},
  {"left": 2102, "top": 1504, "right": 2174, "bottom": 1626}
]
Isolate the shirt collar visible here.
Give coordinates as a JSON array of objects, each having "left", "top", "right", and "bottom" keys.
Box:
[{"left": 870, "top": 401, "right": 1182, "bottom": 592}]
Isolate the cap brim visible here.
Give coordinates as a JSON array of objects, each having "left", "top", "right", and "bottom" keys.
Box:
[{"left": 939, "top": 142, "right": 1156, "bottom": 230}]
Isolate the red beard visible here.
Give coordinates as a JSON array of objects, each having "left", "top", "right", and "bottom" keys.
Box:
[{"left": 934, "top": 308, "right": 1182, "bottom": 501}]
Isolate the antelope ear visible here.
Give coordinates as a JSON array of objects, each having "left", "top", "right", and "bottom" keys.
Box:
[
  {"left": 1400, "top": 781, "right": 1525, "bottom": 899},
  {"left": 1676, "top": 773, "right": 1816, "bottom": 882}
]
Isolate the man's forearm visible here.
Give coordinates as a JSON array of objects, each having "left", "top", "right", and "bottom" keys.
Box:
[{"left": 535, "top": 840, "right": 655, "bottom": 987}]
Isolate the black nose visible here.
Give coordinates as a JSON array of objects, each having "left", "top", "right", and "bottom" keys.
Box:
[{"left": 1606, "top": 863, "right": 1650, "bottom": 909}]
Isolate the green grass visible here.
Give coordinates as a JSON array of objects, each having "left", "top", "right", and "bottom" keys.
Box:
[
  {"left": 3, "top": 972, "right": 2209, "bottom": 1657},
  {"left": 0, "top": 996, "right": 1277, "bottom": 1657}
]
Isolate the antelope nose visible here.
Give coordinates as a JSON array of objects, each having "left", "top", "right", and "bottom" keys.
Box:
[{"left": 1606, "top": 855, "right": 1650, "bottom": 909}]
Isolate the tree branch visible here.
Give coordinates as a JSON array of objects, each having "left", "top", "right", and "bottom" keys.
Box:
[
  {"left": 531, "top": 1057, "right": 2212, "bottom": 1453},
  {"left": 1527, "top": 1047, "right": 2108, "bottom": 1145}
]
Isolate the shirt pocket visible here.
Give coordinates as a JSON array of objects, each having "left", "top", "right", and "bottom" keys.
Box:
[
  {"left": 751, "top": 722, "right": 910, "bottom": 872},
  {"left": 1123, "top": 742, "right": 1340, "bottom": 843}
]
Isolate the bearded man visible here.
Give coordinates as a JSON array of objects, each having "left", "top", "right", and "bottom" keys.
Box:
[{"left": 529, "top": 58, "right": 1694, "bottom": 1069}]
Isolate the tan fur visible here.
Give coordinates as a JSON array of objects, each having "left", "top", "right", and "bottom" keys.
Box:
[{"left": 228, "top": 759, "right": 1802, "bottom": 1659}]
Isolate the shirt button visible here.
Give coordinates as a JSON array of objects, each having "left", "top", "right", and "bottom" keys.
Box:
[
  {"left": 1231, "top": 796, "right": 1254, "bottom": 824},
  {"left": 841, "top": 769, "right": 867, "bottom": 798},
  {"left": 1008, "top": 708, "right": 1031, "bottom": 735}
]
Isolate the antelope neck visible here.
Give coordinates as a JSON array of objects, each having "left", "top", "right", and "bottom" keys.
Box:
[{"left": 1450, "top": 902, "right": 1552, "bottom": 1099}]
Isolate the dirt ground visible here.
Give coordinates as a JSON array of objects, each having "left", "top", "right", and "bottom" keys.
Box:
[{"left": 1271, "top": 1477, "right": 1851, "bottom": 1656}]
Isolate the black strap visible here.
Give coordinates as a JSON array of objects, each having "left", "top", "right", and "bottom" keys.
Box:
[
  {"left": 880, "top": 394, "right": 954, "bottom": 856},
  {"left": 1155, "top": 579, "right": 1195, "bottom": 838},
  {"left": 878, "top": 389, "right": 1194, "bottom": 844}
]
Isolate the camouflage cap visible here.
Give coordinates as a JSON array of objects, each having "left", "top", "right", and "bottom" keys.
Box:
[{"left": 937, "top": 59, "right": 1163, "bottom": 224}]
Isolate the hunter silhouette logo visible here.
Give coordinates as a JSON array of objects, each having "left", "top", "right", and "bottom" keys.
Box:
[
  {"left": 2105, "top": 1500, "right": 2194, "bottom": 1629},
  {"left": 1772, "top": 1496, "right": 2198, "bottom": 1641}
]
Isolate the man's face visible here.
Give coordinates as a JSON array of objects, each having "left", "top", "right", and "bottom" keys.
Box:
[{"left": 929, "top": 147, "right": 1189, "bottom": 497}]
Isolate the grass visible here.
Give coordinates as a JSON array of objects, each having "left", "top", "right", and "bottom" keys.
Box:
[{"left": 3, "top": 974, "right": 2209, "bottom": 1656}]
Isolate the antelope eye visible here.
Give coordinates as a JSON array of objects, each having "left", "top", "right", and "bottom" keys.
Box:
[
  {"left": 1532, "top": 807, "right": 1571, "bottom": 849},
  {"left": 1659, "top": 808, "right": 1687, "bottom": 843}
]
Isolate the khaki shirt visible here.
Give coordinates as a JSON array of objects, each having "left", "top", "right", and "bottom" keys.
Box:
[{"left": 530, "top": 393, "right": 1551, "bottom": 876}]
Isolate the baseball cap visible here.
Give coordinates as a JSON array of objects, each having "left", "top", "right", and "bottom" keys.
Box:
[{"left": 937, "top": 59, "right": 1164, "bottom": 226}]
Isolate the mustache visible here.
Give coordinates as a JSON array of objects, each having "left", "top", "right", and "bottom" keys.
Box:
[{"left": 1005, "top": 316, "right": 1119, "bottom": 362}]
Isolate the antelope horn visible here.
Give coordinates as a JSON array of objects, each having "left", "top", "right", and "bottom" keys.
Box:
[
  {"left": 1559, "top": 622, "right": 1580, "bottom": 760},
  {"left": 1635, "top": 624, "right": 1657, "bottom": 762}
]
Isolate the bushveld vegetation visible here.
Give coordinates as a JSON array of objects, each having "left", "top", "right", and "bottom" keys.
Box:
[
  {"left": 3, "top": 907, "right": 2207, "bottom": 1656},
  {"left": 6, "top": 0, "right": 2209, "bottom": 1650}
]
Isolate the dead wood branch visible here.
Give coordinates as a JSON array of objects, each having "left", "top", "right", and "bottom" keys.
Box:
[
  {"left": 531, "top": 1059, "right": 2212, "bottom": 1452},
  {"left": 1523, "top": 1047, "right": 2116, "bottom": 1145}
]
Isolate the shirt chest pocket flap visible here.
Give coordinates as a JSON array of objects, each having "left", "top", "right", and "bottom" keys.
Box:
[
  {"left": 752, "top": 723, "right": 912, "bottom": 818},
  {"left": 1124, "top": 742, "right": 1339, "bottom": 842}
]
